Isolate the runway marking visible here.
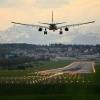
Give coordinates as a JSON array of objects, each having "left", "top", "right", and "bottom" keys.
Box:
[{"left": 92, "top": 62, "right": 96, "bottom": 73}]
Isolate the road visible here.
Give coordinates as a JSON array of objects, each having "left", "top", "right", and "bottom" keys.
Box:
[{"left": 38, "top": 61, "right": 95, "bottom": 74}]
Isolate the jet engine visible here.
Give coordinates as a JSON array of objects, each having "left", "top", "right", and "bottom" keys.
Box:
[
  {"left": 65, "top": 27, "right": 69, "bottom": 31},
  {"left": 38, "top": 28, "right": 42, "bottom": 31}
]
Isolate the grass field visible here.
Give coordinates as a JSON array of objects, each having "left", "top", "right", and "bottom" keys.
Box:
[
  {"left": 0, "top": 60, "right": 72, "bottom": 77},
  {"left": 0, "top": 94, "right": 100, "bottom": 100},
  {"left": 0, "top": 59, "right": 100, "bottom": 100}
]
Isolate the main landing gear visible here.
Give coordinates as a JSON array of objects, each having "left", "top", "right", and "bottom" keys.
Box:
[
  {"left": 44, "top": 28, "right": 47, "bottom": 35},
  {"left": 59, "top": 29, "right": 63, "bottom": 35}
]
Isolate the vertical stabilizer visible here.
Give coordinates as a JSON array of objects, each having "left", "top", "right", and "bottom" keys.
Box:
[{"left": 52, "top": 11, "right": 54, "bottom": 24}]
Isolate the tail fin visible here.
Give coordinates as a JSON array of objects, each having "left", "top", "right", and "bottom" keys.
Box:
[{"left": 52, "top": 11, "right": 54, "bottom": 24}]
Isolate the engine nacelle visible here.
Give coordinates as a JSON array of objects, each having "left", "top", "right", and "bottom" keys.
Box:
[
  {"left": 65, "top": 27, "right": 69, "bottom": 31},
  {"left": 38, "top": 28, "right": 42, "bottom": 31}
]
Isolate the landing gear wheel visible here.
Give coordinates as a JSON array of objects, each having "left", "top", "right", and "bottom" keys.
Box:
[
  {"left": 44, "top": 28, "right": 47, "bottom": 35},
  {"left": 59, "top": 31, "right": 63, "bottom": 35},
  {"left": 44, "top": 31, "right": 47, "bottom": 35},
  {"left": 59, "top": 29, "right": 63, "bottom": 35}
]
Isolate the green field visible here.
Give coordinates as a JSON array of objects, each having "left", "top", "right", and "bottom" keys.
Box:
[
  {"left": 0, "top": 60, "right": 72, "bottom": 77},
  {"left": 0, "top": 60, "right": 100, "bottom": 100}
]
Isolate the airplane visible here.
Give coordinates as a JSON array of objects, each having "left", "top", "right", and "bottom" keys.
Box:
[{"left": 12, "top": 11, "right": 95, "bottom": 35}]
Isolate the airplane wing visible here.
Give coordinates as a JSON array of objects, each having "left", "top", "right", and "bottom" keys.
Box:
[
  {"left": 55, "top": 22, "right": 67, "bottom": 25},
  {"left": 39, "top": 22, "right": 67, "bottom": 25},
  {"left": 58, "top": 21, "right": 95, "bottom": 29},
  {"left": 11, "top": 22, "right": 49, "bottom": 29}
]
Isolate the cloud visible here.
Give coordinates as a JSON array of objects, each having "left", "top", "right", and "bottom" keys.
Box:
[
  {"left": 71, "top": 33, "right": 100, "bottom": 45},
  {"left": 0, "top": 0, "right": 99, "bottom": 45},
  {"left": 34, "top": 0, "right": 70, "bottom": 8},
  {"left": 0, "top": 25, "right": 65, "bottom": 44},
  {"left": 0, "top": 0, "right": 34, "bottom": 8},
  {"left": 0, "top": 25, "right": 100, "bottom": 45},
  {"left": 0, "top": 0, "right": 20, "bottom": 7},
  {"left": 56, "top": 25, "right": 100, "bottom": 45}
]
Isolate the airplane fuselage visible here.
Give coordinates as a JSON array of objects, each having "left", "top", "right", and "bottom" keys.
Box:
[{"left": 49, "top": 24, "right": 58, "bottom": 31}]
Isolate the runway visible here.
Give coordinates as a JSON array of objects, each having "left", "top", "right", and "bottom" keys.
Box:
[
  {"left": 39, "top": 61, "right": 95, "bottom": 74},
  {"left": 62, "top": 61, "right": 95, "bottom": 73}
]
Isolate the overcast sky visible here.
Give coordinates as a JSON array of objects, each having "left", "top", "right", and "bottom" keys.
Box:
[{"left": 0, "top": 0, "right": 100, "bottom": 44}]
